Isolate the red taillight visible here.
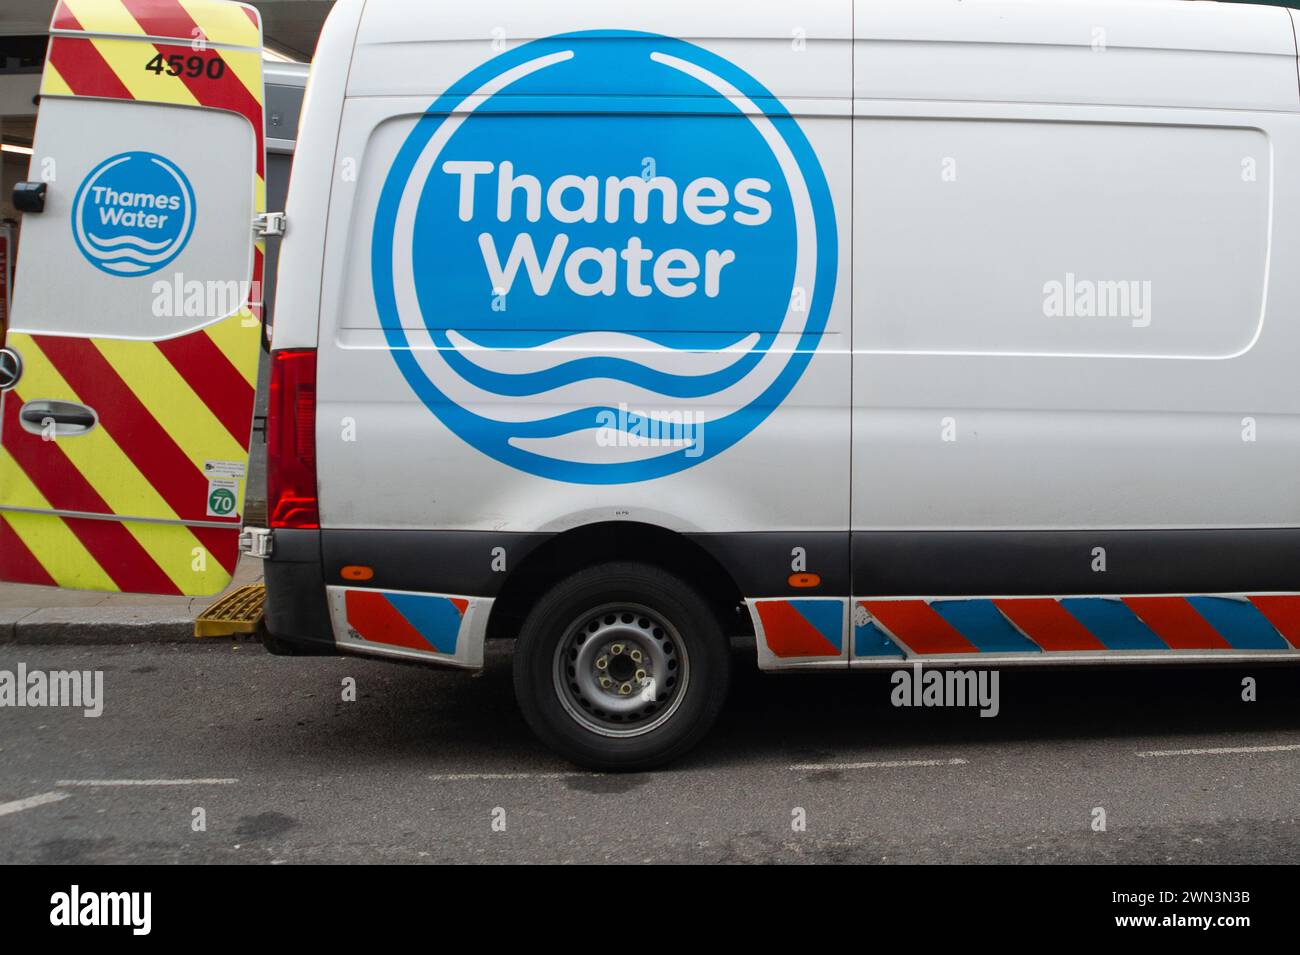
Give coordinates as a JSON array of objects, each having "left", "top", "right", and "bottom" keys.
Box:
[{"left": 267, "top": 348, "right": 319, "bottom": 529}]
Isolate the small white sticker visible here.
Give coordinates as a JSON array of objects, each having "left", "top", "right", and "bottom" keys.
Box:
[
  {"left": 206, "top": 478, "right": 240, "bottom": 518},
  {"left": 204, "top": 459, "right": 246, "bottom": 479}
]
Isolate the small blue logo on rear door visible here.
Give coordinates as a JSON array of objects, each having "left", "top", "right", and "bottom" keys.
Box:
[{"left": 72, "top": 151, "right": 196, "bottom": 277}]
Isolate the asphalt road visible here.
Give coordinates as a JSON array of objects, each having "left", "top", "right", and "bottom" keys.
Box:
[{"left": 1, "top": 640, "right": 1299, "bottom": 863}]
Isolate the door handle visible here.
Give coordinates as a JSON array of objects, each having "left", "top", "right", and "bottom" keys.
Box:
[{"left": 18, "top": 400, "right": 98, "bottom": 437}]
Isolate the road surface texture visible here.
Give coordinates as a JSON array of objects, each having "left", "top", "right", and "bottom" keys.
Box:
[{"left": 1, "top": 640, "right": 1298, "bottom": 863}]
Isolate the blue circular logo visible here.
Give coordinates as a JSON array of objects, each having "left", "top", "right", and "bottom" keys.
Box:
[
  {"left": 72, "top": 151, "right": 196, "bottom": 277},
  {"left": 372, "top": 31, "right": 837, "bottom": 484}
]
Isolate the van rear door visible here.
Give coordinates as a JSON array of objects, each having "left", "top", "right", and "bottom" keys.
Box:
[{"left": 0, "top": 0, "right": 265, "bottom": 595}]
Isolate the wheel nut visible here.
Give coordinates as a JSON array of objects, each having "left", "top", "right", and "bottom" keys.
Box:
[
  {"left": 630, "top": 649, "right": 643, "bottom": 663},
  {"left": 635, "top": 669, "right": 647, "bottom": 682},
  {"left": 595, "top": 656, "right": 608, "bottom": 670},
  {"left": 619, "top": 683, "right": 632, "bottom": 695},
  {"left": 611, "top": 643, "right": 625, "bottom": 655},
  {"left": 599, "top": 676, "right": 612, "bottom": 688}
]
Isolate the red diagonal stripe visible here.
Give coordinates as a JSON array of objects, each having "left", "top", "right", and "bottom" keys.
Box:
[
  {"left": 1, "top": 395, "right": 182, "bottom": 592},
  {"left": 189, "top": 524, "right": 239, "bottom": 576},
  {"left": 862, "top": 600, "right": 979, "bottom": 654},
  {"left": 47, "top": 36, "right": 133, "bottom": 100},
  {"left": 1248, "top": 596, "right": 1300, "bottom": 650},
  {"left": 150, "top": 41, "right": 263, "bottom": 177},
  {"left": 993, "top": 598, "right": 1107, "bottom": 652},
  {"left": 33, "top": 336, "right": 235, "bottom": 527},
  {"left": 755, "top": 601, "right": 839, "bottom": 658},
  {"left": 0, "top": 515, "right": 59, "bottom": 587},
  {"left": 1122, "top": 597, "right": 1231, "bottom": 650},
  {"left": 155, "top": 331, "right": 255, "bottom": 450},
  {"left": 346, "top": 590, "right": 431, "bottom": 652},
  {"left": 50, "top": 2, "right": 83, "bottom": 32},
  {"left": 119, "top": 0, "right": 203, "bottom": 42},
  {"left": 240, "top": 5, "right": 259, "bottom": 29}
]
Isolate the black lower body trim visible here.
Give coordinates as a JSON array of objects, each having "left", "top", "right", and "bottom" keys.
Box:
[
  {"left": 262, "top": 528, "right": 335, "bottom": 654},
  {"left": 307, "top": 525, "right": 1300, "bottom": 614},
  {"left": 321, "top": 529, "right": 554, "bottom": 597}
]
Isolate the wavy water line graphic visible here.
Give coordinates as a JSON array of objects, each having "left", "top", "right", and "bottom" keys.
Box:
[
  {"left": 85, "top": 232, "right": 174, "bottom": 251},
  {"left": 509, "top": 428, "right": 696, "bottom": 464},
  {"left": 446, "top": 326, "right": 755, "bottom": 350},
  {"left": 101, "top": 260, "right": 150, "bottom": 274},
  {"left": 445, "top": 329, "right": 762, "bottom": 376},
  {"left": 404, "top": 322, "right": 802, "bottom": 425},
  {"left": 81, "top": 245, "right": 179, "bottom": 264}
]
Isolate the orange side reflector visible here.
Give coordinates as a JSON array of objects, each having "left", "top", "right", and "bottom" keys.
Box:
[
  {"left": 788, "top": 573, "right": 821, "bottom": 589},
  {"left": 341, "top": 565, "right": 374, "bottom": 582}
]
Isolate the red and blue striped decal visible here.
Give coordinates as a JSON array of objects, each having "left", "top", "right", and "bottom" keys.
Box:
[
  {"left": 856, "top": 595, "right": 1300, "bottom": 656},
  {"left": 755, "top": 599, "right": 843, "bottom": 658},
  {"left": 344, "top": 590, "right": 468, "bottom": 655}
]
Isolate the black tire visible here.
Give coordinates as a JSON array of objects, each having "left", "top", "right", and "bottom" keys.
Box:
[{"left": 512, "top": 562, "right": 731, "bottom": 771}]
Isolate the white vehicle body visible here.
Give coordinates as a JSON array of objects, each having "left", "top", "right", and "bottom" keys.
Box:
[
  {"left": 6, "top": 0, "right": 1300, "bottom": 766},
  {"left": 257, "top": 0, "right": 1300, "bottom": 670}
]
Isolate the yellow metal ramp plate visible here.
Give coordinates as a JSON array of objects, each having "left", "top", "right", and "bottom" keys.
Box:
[{"left": 194, "top": 583, "right": 265, "bottom": 638}]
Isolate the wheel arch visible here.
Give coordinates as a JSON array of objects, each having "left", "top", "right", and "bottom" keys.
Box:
[{"left": 486, "top": 521, "right": 748, "bottom": 642}]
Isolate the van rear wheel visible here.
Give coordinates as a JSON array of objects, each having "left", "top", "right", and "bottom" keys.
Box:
[{"left": 512, "top": 562, "right": 730, "bottom": 771}]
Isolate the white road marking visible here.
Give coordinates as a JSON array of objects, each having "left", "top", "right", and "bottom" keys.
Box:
[
  {"left": 1136, "top": 744, "right": 1300, "bottom": 758},
  {"left": 790, "top": 757, "right": 969, "bottom": 772},
  {"left": 55, "top": 778, "right": 239, "bottom": 786},
  {"left": 428, "top": 772, "right": 591, "bottom": 781},
  {"left": 0, "top": 791, "right": 70, "bottom": 817}
]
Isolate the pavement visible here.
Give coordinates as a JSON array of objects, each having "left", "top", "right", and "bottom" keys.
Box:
[
  {"left": 1, "top": 639, "right": 1298, "bottom": 863},
  {"left": 0, "top": 559, "right": 263, "bottom": 643}
]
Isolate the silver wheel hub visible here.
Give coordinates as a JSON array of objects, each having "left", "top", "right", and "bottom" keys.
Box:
[{"left": 553, "top": 603, "right": 689, "bottom": 738}]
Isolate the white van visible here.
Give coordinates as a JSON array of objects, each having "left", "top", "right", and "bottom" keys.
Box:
[{"left": 5, "top": 0, "right": 1300, "bottom": 769}]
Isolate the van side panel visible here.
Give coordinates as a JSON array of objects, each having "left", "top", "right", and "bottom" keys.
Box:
[{"left": 850, "top": 0, "right": 1300, "bottom": 610}]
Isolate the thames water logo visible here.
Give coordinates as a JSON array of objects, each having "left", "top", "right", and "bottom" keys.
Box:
[
  {"left": 372, "top": 31, "right": 837, "bottom": 484},
  {"left": 72, "top": 151, "right": 195, "bottom": 277}
]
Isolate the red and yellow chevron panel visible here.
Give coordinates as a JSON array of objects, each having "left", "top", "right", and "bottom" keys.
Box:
[
  {"left": 45, "top": 0, "right": 265, "bottom": 184},
  {"left": 0, "top": 0, "right": 264, "bottom": 595},
  {"left": 0, "top": 314, "right": 259, "bottom": 594},
  {"left": 51, "top": 0, "right": 260, "bottom": 45}
]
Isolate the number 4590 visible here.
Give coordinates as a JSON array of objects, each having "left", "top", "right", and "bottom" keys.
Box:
[{"left": 145, "top": 53, "right": 225, "bottom": 80}]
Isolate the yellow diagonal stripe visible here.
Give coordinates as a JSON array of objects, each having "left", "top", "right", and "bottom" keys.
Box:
[
  {"left": 61, "top": 0, "right": 147, "bottom": 38},
  {"left": 179, "top": 0, "right": 261, "bottom": 49},
  {"left": 204, "top": 311, "right": 260, "bottom": 388},
  {"left": 90, "top": 36, "right": 200, "bottom": 106},
  {"left": 117, "top": 518, "right": 235, "bottom": 594},
  {"left": 92, "top": 337, "right": 248, "bottom": 467},
  {"left": 0, "top": 451, "right": 118, "bottom": 591},
  {"left": 41, "top": 60, "right": 75, "bottom": 97}
]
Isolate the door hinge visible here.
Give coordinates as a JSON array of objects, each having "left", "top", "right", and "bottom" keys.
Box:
[
  {"left": 253, "top": 211, "right": 287, "bottom": 238},
  {"left": 239, "top": 527, "right": 274, "bottom": 559}
]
